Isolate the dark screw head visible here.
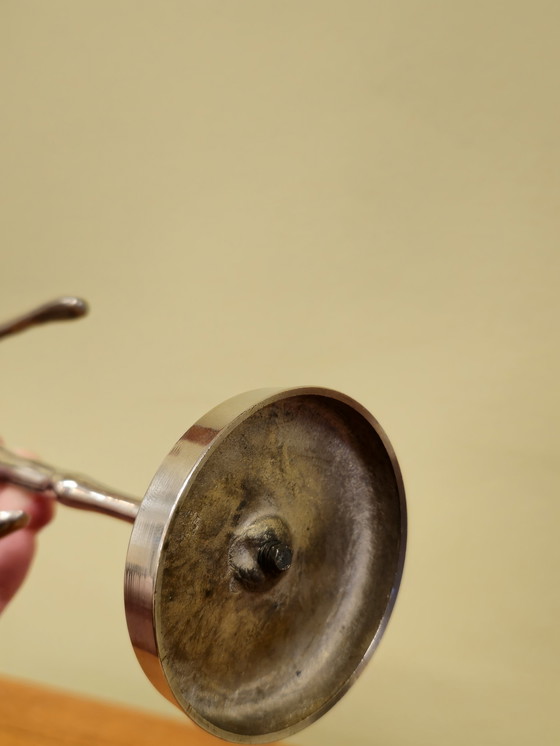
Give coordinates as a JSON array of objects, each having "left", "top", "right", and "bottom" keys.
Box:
[{"left": 258, "top": 541, "right": 293, "bottom": 575}]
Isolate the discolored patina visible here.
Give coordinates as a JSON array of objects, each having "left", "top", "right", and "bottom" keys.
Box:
[{"left": 154, "top": 393, "right": 404, "bottom": 741}]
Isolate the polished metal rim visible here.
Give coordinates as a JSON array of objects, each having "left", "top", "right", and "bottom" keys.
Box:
[{"left": 124, "top": 387, "right": 407, "bottom": 743}]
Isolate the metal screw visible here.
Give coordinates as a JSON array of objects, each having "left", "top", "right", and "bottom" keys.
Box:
[{"left": 258, "top": 541, "right": 293, "bottom": 575}]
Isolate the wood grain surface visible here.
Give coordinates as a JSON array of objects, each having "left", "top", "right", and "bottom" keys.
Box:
[{"left": 0, "top": 677, "right": 285, "bottom": 746}]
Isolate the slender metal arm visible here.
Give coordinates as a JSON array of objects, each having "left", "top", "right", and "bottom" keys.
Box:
[
  {"left": 0, "top": 296, "right": 140, "bottom": 528},
  {"left": 0, "top": 297, "right": 88, "bottom": 340},
  {"left": 0, "top": 446, "right": 140, "bottom": 523},
  {"left": 0, "top": 296, "right": 133, "bottom": 536}
]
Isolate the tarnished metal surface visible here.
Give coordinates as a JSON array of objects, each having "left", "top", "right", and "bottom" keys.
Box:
[
  {"left": 0, "top": 296, "right": 87, "bottom": 340},
  {"left": 126, "top": 388, "right": 406, "bottom": 743},
  {"left": 0, "top": 300, "right": 406, "bottom": 744}
]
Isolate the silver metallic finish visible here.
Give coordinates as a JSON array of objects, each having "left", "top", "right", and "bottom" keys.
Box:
[
  {"left": 0, "top": 510, "right": 30, "bottom": 539},
  {"left": 0, "top": 447, "right": 140, "bottom": 522},
  {"left": 0, "top": 296, "right": 90, "bottom": 539},
  {"left": 124, "top": 387, "right": 407, "bottom": 743},
  {"left": 0, "top": 300, "right": 407, "bottom": 743}
]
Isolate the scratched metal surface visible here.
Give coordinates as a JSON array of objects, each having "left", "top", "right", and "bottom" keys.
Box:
[{"left": 156, "top": 396, "right": 403, "bottom": 740}]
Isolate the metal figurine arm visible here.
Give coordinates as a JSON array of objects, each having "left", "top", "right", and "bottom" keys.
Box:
[
  {"left": 0, "top": 296, "right": 139, "bottom": 532},
  {"left": 0, "top": 446, "right": 140, "bottom": 523},
  {"left": 0, "top": 296, "right": 88, "bottom": 339}
]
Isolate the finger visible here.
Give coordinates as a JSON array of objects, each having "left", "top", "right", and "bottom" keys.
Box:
[
  {"left": 0, "top": 528, "right": 36, "bottom": 613},
  {"left": 0, "top": 484, "right": 55, "bottom": 532}
]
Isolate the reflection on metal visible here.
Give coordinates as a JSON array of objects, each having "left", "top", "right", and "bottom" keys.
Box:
[
  {"left": 0, "top": 296, "right": 88, "bottom": 340},
  {"left": 0, "top": 299, "right": 407, "bottom": 744},
  {"left": 0, "top": 510, "right": 29, "bottom": 539},
  {"left": 0, "top": 297, "right": 91, "bottom": 537},
  {"left": 0, "top": 447, "right": 140, "bottom": 522}
]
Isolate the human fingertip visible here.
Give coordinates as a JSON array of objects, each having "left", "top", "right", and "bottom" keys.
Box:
[{"left": 27, "top": 493, "right": 56, "bottom": 532}]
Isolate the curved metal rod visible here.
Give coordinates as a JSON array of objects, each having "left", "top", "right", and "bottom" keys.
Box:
[
  {"left": 0, "top": 297, "right": 140, "bottom": 532},
  {"left": 0, "top": 297, "right": 88, "bottom": 340}
]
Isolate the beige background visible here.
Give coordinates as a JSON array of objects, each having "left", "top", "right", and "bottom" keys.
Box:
[{"left": 1, "top": 2, "right": 559, "bottom": 745}]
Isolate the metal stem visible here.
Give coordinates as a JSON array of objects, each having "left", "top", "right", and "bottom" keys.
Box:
[
  {"left": 0, "top": 296, "right": 139, "bottom": 532},
  {"left": 0, "top": 297, "right": 88, "bottom": 340},
  {"left": 0, "top": 446, "right": 140, "bottom": 523}
]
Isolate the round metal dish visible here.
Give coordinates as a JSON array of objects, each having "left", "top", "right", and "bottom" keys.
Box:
[{"left": 124, "top": 387, "right": 406, "bottom": 743}]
